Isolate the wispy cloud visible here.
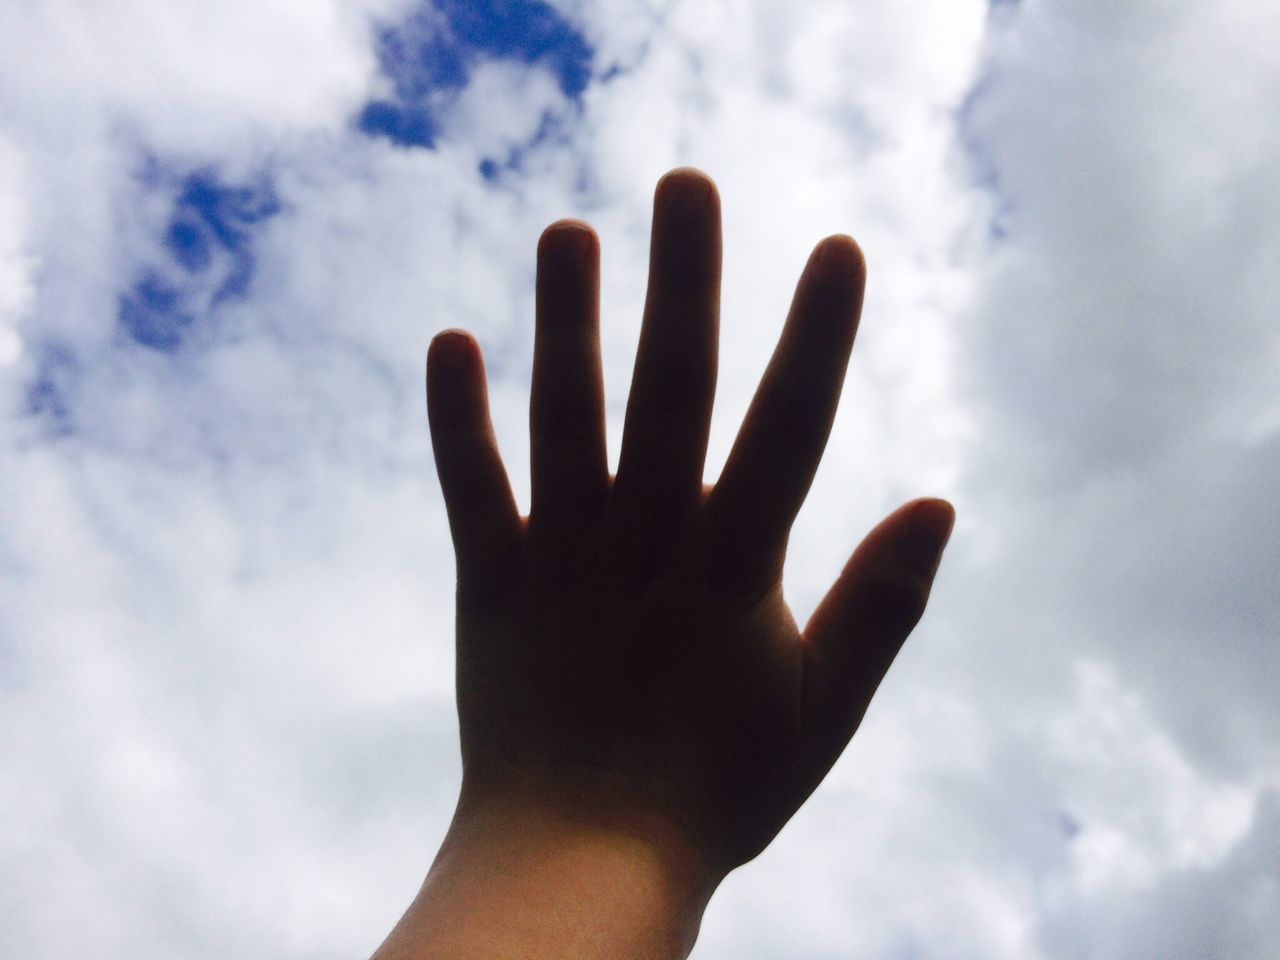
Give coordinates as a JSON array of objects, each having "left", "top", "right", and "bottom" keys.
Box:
[{"left": 2, "top": 1, "right": 1277, "bottom": 957}]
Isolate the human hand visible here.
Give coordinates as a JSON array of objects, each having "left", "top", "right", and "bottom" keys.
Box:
[{"left": 425, "top": 167, "right": 953, "bottom": 897}]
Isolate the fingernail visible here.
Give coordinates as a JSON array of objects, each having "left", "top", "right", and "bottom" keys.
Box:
[
  {"left": 558, "top": 223, "right": 593, "bottom": 264},
  {"left": 544, "top": 221, "right": 594, "bottom": 266},
  {"left": 658, "top": 167, "right": 718, "bottom": 214},
  {"left": 431, "top": 330, "right": 472, "bottom": 371},
  {"left": 909, "top": 498, "right": 955, "bottom": 575},
  {"left": 814, "top": 234, "right": 865, "bottom": 276}
]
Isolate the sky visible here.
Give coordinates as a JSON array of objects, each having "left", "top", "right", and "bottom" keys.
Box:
[{"left": 1, "top": 0, "right": 1277, "bottom": 957}]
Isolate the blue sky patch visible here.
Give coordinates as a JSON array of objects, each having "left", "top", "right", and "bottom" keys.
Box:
[
  {"left": 119, "top": 269, "right": 196, "bottom": 351},
  {"left": 359, "top": 0, "right": 594, "bottom": 149},
  {"left": 119, "top": 166, "right": 280, "bottom": 352},
  {"left": 952, "top": 67, "right": 1016, "bottom": 244},
  {"left": 23, "top": 341, "right": 77, "bottom": 435},
  {"left": 477, "top": 107, "right": 567, "bottom": 182}
]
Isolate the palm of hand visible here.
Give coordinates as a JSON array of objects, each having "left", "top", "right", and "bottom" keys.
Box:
[{"left": 426, "top": 168, "right": 954, "bottom": 881}]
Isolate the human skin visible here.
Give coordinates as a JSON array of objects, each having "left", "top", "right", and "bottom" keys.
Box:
[{"left": 370, "top": 167, "right": 955, "bottom": 959}]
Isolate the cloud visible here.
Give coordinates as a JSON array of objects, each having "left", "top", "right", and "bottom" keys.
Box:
[
  {"left": 358, "top": 0, "right": 594, "bottom": 149},
  {"left": 115, "top": 164, "right": 283, "bottom": 352},
  {"left": 0, "top": 136, "right": 35, "bottom": 367},
  {"left": 1, "top": 1, "right": 1277, "bottom": 958},
  {"left": 953, "top": 0, "right": 1280, "bottom": 778}
]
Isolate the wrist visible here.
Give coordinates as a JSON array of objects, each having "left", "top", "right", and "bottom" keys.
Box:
[{"left": 372, "top": 793, "right": 724, "bottom": 960}]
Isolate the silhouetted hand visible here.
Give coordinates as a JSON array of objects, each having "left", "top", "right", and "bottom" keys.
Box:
[{"left": 378, "top": 167, "right": 954, "bottom": 959}]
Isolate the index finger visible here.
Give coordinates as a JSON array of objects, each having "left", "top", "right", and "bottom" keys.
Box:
[{"left": 700, "top": 234, "right": 866, "bottom": 600}]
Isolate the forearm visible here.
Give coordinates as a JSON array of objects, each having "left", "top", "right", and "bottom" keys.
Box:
[{"left": 370, "top": 796, "right": 722, "bottom": 960}]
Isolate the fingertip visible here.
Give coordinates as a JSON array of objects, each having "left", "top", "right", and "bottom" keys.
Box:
[
  {"left": 908, "top": 498, "right": 956, "bottom": 575},
  {"left": 812, "top": 234, "right": 867, "bottom": 279},
  {"left": 656, "top": 166, "right": 720, "bottom": 213},
  {"left": 538, "top": 218, "right": 598, "bottom": 264},
  {"left": 428, "top": 328, "right": 475, "bottom": 378}
]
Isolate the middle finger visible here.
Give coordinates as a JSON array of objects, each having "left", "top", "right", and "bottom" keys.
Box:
[{"left": 605, "top": 168, "right": 722, "bottom": 579}]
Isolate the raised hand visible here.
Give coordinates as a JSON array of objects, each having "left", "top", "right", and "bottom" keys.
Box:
[{"left": 383, "top": 167, "right": 954, "bottom": 959}]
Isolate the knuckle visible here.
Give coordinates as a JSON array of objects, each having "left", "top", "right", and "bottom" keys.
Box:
[
  {"left": 629, "top": 358, "right": 713, "bottom": 422},
  {"left": 534, "top": 389, "right": 598, "bottom": 436},
  {"left": 654, "top": 375, "right": 712, "bottom": 415},
  {"left": 861, "top": 558, "right": 931, "bottom": 623},
  {"left": 768, "top": 389, "right": 832, "bottom": 450},
  {"left": 702, "top": 542, "right": 783, "bottom": 614}
]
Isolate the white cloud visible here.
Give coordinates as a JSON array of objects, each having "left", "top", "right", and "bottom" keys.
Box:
[
  {"left": 953, "top": 0, "right": 1280, "bottom": 777},
  {"left": 2, "top": 0, "right": 1277, "bottom": 957},
  {"left": 0, "top": 136, "right": 36, "bottom": 367}
]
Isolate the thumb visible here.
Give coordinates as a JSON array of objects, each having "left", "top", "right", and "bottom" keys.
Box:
[{"left": 798, "top": 497, "right": 955, "bottom": 785}]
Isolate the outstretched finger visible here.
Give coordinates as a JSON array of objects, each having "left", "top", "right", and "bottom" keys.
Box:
[
  {"left": 426, "top": 330, "right": 522, "bottom": 609},
  {"left": 606, "top": 168, "right": 722, "bottom": 578},
  {"left": 702, "top": 235, "right": 866, "bottom": 601},
  {"left": 798, "top": 498, "right": 954, "bottom": 785},
  {"left": 529, "top": 220, "right": 608, "bottom": 543}
]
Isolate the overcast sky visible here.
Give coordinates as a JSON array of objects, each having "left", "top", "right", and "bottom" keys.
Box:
[{"left": 1, "top": 1, "right": 1277, "bottom": 957}]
